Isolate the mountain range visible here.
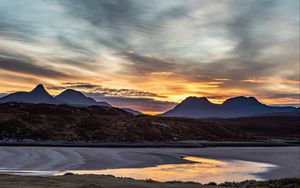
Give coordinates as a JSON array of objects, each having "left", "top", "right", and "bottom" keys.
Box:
[
  {"left": 0, "top": 84, "right": 144, "bottom": 115},
  {"left": 0, "top": 84, "right": 111, "bottom": 107},
  {"left": 0, "top": 84, "right": 59, "bottom": 104},
  {"left": 55, "top": 88, "right": 111, "bottom": 107},
  {"left": 161, "top": 96, "right": 297, "bottom": 118},
  {"left": 0, "top": 84, "right": 297, "bottom": 118}
]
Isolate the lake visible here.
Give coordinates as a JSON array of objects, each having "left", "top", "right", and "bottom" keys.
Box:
[{"left": 0, "top": 146, "right": 299, "bottom": 183}]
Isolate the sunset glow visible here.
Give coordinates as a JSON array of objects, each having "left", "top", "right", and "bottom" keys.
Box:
[{"left": 0, "top": 0, "right": 299, "bottom": 114}]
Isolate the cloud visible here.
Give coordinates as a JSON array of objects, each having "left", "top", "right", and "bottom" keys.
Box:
[
  {"left": 85, "top": 92, "right": 176, "bottom": 112},
  {"left": 97, "top": 88, "right": 160, "bottom": 97},
  {"left": 0, "top": 0, "right": 299, "bottom": 108},
  {"left": 50, "top": 82, "right": 161, "bottom": 98},
  {"left": 48, "top": 82, "right": 100, "bottom": 90},
  {"left": 58, "top": 0, "right": 142, "bottom": 52},
  {"left": 122, "top": 51, "right": 175, "bottom": 73},
  {"left": 265, "top": 93, "right": 300, "bottom": 100},
  {"left": 121, "top": 50, "right": 278, "bottom": 84},
  {"left": 0, "top": 52, "right": 72, "bottom": 79}
]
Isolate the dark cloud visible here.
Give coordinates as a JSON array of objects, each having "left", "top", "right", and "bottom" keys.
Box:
[
  {"left": 85, "top": 92, "right": 176, "bottom": 112},
  {"left": 123, "top": 52, "right": 175, "bottom": 73},
  {"left": 50, "top": 82, "right": 161, "bottom": 98},
  {"left": 190, "top": 59, "right": 276, "bottom": 82},
  {"left": 227, "top": 0, "right": 277, "bottom": 60},
  {"left": 265, "top": 93, "right": 300, "bottom": 100},
  {"left": 58, "top": 0, "right": 195, "bottom": 53},
  {"left": 98, "top": 88, "right": 160, "bottom": 97},
  {"left": 122, "top": 50, "right": 277, "bottom": 84},
  {"left": 0, "top": 15, "right": 38, "bottom": 42},
  {"left": 63, "top": 82, "right": 99, "bottom": 89},
  {"left": 0, "top": 52, "right": 72, "bottom": 79},
  {"left": 62, "top": 0, "right": 139, "bottom": 26},
  {"left": 56, "top": 35, "right": 96, "bottom": 56},
  {"left": 48, "top": 82, "right": 99, "bottom": 90},
  {"left": 60, "top": 0, "right": 143, "bottom": 51}
]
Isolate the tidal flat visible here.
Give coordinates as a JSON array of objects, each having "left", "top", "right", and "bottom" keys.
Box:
[{"left": 0, "top": 146, "right": 299, "bottom": 184}]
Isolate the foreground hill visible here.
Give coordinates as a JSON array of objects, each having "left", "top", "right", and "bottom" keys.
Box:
[
  {"left": 0, "top": 103, "right": 299, "bottom": 142},
  {"left": 161, "top": 96, "right": 296, "bottom": 118}
]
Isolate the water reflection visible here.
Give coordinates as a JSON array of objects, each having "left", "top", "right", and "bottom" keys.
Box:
[{"left": 59, "top": 156, "right": 276, "bottom": 184}]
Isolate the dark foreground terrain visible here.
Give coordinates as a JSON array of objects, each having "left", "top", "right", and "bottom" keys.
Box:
[
  {"left": 0, "top": 103, "right": 299, "bottom": 142},
  {"left": 0, "top": 174, "right": 299, "bottom": 188}
]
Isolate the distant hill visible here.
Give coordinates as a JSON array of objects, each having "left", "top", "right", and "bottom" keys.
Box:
[
  {"left": 0, "top": 84, "right": 147, "bottom": 115},
  {"left": 0, "top": 84, "right": 58, "bottom": 104},
  {"left": 257, "top": 107, "right": 300, "bottom": 117},
  {"left": 0, "top": 84, "right": 111, "bottom": 107},
  {"left": 55, "top": 89, "right": 111, "bottom": 107},
  {"left": 161, "top": 96, "right": 296, "bottom": 118}
]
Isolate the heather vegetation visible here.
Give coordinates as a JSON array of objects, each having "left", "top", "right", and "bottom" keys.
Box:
[{"left": 0, "top": 103, "right": 299, "bottom": 142}]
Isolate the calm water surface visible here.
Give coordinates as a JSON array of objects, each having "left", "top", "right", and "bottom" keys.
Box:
[
  {"left": 0, "top": 156, "right": 276, "bottom": 184},
  {"left": 57, "top": 156, "right": 276, "bottom": 183}
]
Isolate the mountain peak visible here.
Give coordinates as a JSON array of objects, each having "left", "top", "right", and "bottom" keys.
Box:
[
  {"left": 55, "top": 89, "right": 112, "bottom": 107},
  {"left": 64, "top": 89, "right": 77, "bottom": 92},
  {"left": 223, "top": 96, "right": 261, "bottom": 105},
  {"left": 182, "top": 96, "right": 211, "bottom": 104},
  {"left": 56, "top": 89, "right": 91, "bottom": 99},
  {"left": 31, "top": 84, "right": 49, "bottom": 95},
  {"left": 161, "top": 95, "right": 294, "bottom": 118},
  {"left": 0, "top": 84, "right": 57, "bottom": 104},
  {"left": 61, "top": 89, "right": 85, "bottom": 96},
  {"left": 56, "top": 89, "right": 107, "bottom": 106}
]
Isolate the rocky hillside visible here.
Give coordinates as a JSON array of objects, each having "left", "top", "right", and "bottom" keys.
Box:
[{"left": 0, "top": 103, "right": 299, "bottom": 142}]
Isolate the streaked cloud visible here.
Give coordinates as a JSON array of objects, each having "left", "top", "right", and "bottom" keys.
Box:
[
  {"left": 0, "top": 0, "right": 299, "bottom": 113},
  {"left": 0, "top": 58, "right": 63, "bottom": 78},
  {"left": 85, "top": 92, "right": 176, "bottom": 114},
  {"left": 49, "top": 82, "right": 161, "bottom": 98}
]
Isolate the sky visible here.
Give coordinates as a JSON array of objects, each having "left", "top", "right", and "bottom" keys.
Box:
[{"left": 0, "top": 0, "right": 299, "bottom": 114}]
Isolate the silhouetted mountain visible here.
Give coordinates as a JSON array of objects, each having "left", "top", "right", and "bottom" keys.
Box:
[
  {"left": 0, "top": 84, "right": 58, "bottom": 104},
  {"left": 161, "top": 97, "right": 219, "bottom": 118},
  {"left": 161, "top": 96, "right": 296, "bottom": 118},
  {"left": 221, "top": 96, "right": 269, "bottom": 117},
  {"left": 55, "top": 89, "right": 111, "bottom": 107},
  {"left": 257, "top": 107, "right": 300, "bottom": 117},
  {"left": 0, "top": 85, "right": 111, "bottom": 107}
]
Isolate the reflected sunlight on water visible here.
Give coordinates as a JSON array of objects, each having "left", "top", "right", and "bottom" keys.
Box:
[{"left": 58, "top": 156, "right": 276, "bottom": 184}]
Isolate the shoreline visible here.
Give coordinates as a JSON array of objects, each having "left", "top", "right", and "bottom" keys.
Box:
[
  {"left": 0, "top": 174, "right": 299, "bottom": 188},
  {"left": 0, "top": 140, "right": 299, "bottom": 148}
]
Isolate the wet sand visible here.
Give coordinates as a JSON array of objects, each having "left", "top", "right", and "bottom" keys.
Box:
[{"left": 0, "top": 146, "right": 299, "bottom": 181}]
